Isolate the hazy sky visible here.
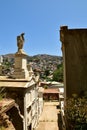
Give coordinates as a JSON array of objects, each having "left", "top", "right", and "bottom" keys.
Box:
[{"left": 0, "top": 0, "right": 87, "bottom": 56}]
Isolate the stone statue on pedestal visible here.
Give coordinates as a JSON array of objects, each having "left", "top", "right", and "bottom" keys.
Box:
[
  {"left": 17, "top": 33, "right": 25, "bottom": 53},
  {"left": 13, "top": 33, "right": 29, "bottom": 79}
]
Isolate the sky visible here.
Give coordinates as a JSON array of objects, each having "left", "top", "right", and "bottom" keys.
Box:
[{"left": 0, "top": 0, "right": 87, "bottom": 56}]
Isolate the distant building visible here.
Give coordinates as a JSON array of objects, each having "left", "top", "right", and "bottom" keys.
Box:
[{"left": 43, "top": 88, "right": 59, "bottom": 100}]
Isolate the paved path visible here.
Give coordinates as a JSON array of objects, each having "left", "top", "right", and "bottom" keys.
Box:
[{"left": 36, "top": 102, "right": 60, "bottom": 130}]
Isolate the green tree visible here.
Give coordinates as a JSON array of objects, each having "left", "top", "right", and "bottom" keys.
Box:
[
  {"left": 53, "top": 63, "right": 63, "bottom": 82},
  {"left": 44, "top": 69, "right": 50, "bottom": 77}
]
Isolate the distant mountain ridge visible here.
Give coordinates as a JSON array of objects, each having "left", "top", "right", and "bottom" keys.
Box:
[
  {"left": 1, "top": 53, "right": 63, "bottom": 72},
  {"left": 2, "top": 53, "right": 15, "bottom": 59},
  {"left": 3, "top": 54, "right": 63, "bottom": 74},
  {"left": 2, "top": 53, "right": 62, "bottom": 61}
]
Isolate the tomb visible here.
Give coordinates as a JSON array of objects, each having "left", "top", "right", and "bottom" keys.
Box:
[{"left": 0, "top": 33, "right": 39, "bottom": 130}]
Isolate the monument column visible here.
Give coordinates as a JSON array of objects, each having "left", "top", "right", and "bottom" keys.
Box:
[{"left": 13, "top": 33, "right": 29, "bottom": 79}]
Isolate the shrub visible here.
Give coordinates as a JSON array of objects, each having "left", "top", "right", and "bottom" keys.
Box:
[
  {"left": 44, "top": 85, "right": 48, "bottom": 89},
  {"left": 65, "top": 94, "right": 87, "bottom": 129}
]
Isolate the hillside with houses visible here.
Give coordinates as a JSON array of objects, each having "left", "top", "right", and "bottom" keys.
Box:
[{"left": 1, "top": 54, "right": 63, "bottom": 81}]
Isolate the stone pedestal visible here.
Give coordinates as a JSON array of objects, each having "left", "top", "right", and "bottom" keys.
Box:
[
  {"left": 13, "top": 52, "right": 29, "bottom": 79},
  {"left": 27, "top": 64, "right": 34, "bottom": 77}
]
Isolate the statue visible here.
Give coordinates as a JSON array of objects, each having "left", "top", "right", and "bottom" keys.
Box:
[{"left": 17, "top": 33, "right": 25, "bottom": 52}]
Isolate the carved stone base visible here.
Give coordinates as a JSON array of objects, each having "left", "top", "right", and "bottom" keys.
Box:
[
  {"left": 12, "top": 52, "right": 29, "bottom": 79},
  {"left": 13, "top": 68, "right": 29, "bottom": 79}
]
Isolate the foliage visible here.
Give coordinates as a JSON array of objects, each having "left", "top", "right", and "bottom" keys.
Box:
[
  {"left": 52, "top": 63, "right": 63, "bottom": 82},
  {"left": 45, "top": 77, "right": 52, "bottom": 82},
  {"left": 0, "top": 88, "right": 6, "bottom": 100},
  {"left": 44, "top": 69, "right": 50, "bottom": 77},
  {"left": 44, "top": 85, "right": 48, "bottom": 89},
  {"left": 65, "top": 93, "right": 87, "bottom": 129},
  {"left": 33, "top": 57, "right": 40, "bottom": 63},
  {"left": 3, "top": 58, "right": 12, "bottom": 68},
  {"left": 1, "top": 58, "right": 13, "bottom": 75}
]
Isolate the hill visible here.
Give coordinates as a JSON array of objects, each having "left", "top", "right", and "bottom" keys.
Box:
[{"left": 1, "top": 53, "right": 63, "bottom": 73}]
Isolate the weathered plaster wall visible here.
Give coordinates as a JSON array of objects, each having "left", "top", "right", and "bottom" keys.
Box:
[{"left": 60, "top": 26, "right": 87, "bottom": 97}]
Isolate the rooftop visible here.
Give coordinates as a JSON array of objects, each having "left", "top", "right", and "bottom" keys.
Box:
[{"left": 44, "top": 88, "right": 59, "bottom": 94}]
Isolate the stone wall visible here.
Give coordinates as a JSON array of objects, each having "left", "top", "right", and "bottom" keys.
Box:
[{"left": 60, "top": 26, "right": 87, "bottom": 98}]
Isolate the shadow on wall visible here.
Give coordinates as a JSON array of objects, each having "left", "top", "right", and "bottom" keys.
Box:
[
  {"left": 57, "top": 113, "right": 63, "bottom": 130},
  {"left": 7, "top": 106, "right": 23, "bottom": 130}
]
